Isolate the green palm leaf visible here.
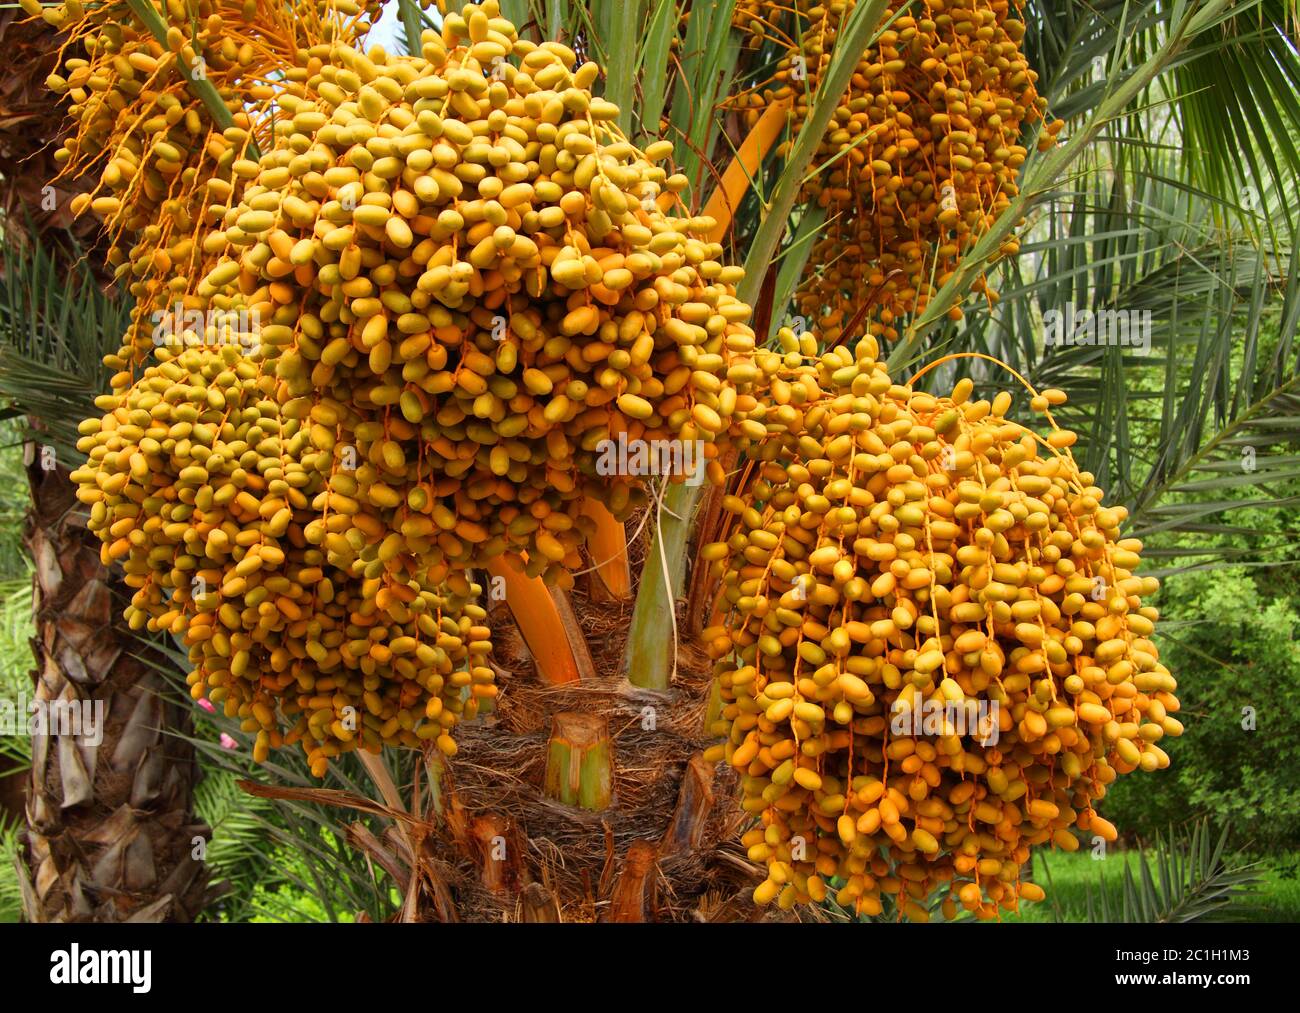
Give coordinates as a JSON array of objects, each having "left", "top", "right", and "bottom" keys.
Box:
[
  {"left": 0, "top": 234, "right": 127, "bottom": 460},
  {"left": 1091, "top": 822, "right": 1265, "bottom": 923}
]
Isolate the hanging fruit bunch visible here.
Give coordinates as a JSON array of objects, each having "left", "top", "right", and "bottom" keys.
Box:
[
  {"left": 758, "top": 0, "right": 1060, "bottom": 345},
  {"left": 73, "top": 344, "right": 492, "bottom": 774},
  {"left": 701, "top": 333, "right": 1179, "bottom": 919},
  {"left": 190, "top": 14, "right": 759, "bottom": 591},
  {"left": 48, "top": 0, "right": 491, "bottom": 777},
  {"left": 39, "top": 0, "right": 383, "bottom": 373},
  {"left": 64, "top": 0, "right": 764, "bottom": 774}
]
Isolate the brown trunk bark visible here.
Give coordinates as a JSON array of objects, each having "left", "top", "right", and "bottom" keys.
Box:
[{"left": 19, "top": 440, "right": 211, "bottom": 922}]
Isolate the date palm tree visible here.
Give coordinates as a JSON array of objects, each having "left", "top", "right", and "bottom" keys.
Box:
[{"left": 6, "top": 0, "right": 1298, "bottom": 923}]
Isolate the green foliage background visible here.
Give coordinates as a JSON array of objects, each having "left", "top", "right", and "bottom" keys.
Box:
[{"left": 1106, "top": 559, "right": 1300, "bottom": 849}]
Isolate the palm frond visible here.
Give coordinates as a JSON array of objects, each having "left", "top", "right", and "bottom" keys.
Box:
[
  {"left": 0, "top": 231, "right": 127, "bottom": 460},
  {"left": 888, "top": 0, "right": 1243, "bottom": 369},
  {"left": 0, "top": 575, "right": 35, "bottom": 769},
  {"left": 1078, "top": 821, "right": 1263, "bottom": 923},
  {"left": 1025, "top": 0, "right": 1300, "bottom": 237},
  {"left": 135, "top": 634, "right": 408, "bottom": 922},
  {"left": 0, "top": 423, "right": 30, "bottom": 581}
]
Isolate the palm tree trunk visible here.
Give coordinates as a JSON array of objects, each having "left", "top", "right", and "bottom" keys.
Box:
[{"left": 18, "top": 438, "right": 211, "bottom": 922}]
